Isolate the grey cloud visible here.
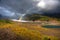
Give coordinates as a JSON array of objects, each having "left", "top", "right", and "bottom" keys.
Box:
[
  {"left": 0, "top": 0, "right": 60, "bottom": 19},
  {"left": 1, "top": 0, "right": 36, "bottom": 13}
]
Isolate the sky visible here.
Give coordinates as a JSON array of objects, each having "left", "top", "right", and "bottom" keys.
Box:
[{"left": 0, "top": 0, "right": 60, "bottom": 19}]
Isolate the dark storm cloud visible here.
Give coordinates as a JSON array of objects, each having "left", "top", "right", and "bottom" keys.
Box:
[
  {"left": 0, "top": 0, "right": 36, "bottom": 13},
  {"left": 0, "top": 0, "right": 60, "bottom": 19}
]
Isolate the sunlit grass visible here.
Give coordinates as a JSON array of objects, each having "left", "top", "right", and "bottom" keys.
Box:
[{"left": 0, "top": 19, "right": 59, "bottom": 40}]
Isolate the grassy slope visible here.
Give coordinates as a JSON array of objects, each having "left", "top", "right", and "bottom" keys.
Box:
[{"left": 0, "top": 20, "right": 59, "bottom": 40}]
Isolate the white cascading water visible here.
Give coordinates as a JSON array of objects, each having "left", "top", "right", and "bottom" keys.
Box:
[
  {"left": 11, "top": 14, "right": 29, "bottom": 22},
  {"left": 13, "top": 7, "right": 36, "bottom": 22}
]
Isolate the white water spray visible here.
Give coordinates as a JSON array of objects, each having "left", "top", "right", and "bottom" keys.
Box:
[
  {"left": 18, "top": 14, "right": 26, "bottom": 21},
  {"left": 17, "top": 7, "right": 36, "bottom": 22}
]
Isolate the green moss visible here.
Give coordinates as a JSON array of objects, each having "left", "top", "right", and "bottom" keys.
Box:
[{"left": 0, "top": 19, "right": 12, "bottom": 23}]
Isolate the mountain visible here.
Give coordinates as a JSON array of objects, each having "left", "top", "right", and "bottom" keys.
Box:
[
  {"left": 0, "top": 14, "right": 3, "bottom": 19},
  {"left": 0, "top": 14, "right": 10, "bottom": 19},
  {"left": 42, "top": 12, "right": 60, "bottom": 18}
]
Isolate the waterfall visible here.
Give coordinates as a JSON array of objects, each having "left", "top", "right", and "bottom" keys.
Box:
[
  {"left": 18, "top": 14, "right": 26, "bottom": 21},
  {"left": 11, "top": 6, "right": 37, "bottom": 22}
]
